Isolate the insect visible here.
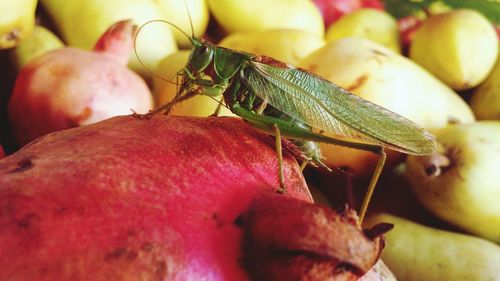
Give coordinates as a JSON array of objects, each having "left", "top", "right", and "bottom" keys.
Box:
[{"left": 136, "top": 22, "right": 436, "bottom": 223}]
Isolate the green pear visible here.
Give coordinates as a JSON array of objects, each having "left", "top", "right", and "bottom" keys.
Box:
[
  {"left": 298, "top": 38, "right": 474, "bottom": 176},
  {"left": 470, "top": 58, "right": 500, "bottom": 120},
  {"left": 405, "top": 121, "right": 500, "bottom": 242},
  {"left": 207, "top": 0, "right": 324, "bottom": 37},
  {"left": 325, "top": 8, "right": 401, "bottom": 53},
  {"left": 0, "top": 0, "right": 37, "bottom": 49},
  {"left": 366, "top": 213, "right": 500, "bottom": 281},
  {"left": 156, "top": 0, "right": 209, "bottom": 48},
  {"left": 219, "top": 29, "right": 325, "bottom": 65},
  {"left": 39, "top": 0, "right": 177, "bottom": 77},
  {"left": 10, "top": 25, "right": 64, "bottom": 71},
  {"left": 409, "top": 9, "right": 499, "bottom": 90}
]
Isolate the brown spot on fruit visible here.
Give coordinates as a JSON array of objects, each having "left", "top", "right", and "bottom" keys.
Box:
[
  {"left": 155, "top": 260, "right": 168, "bottom": 280},
  {"left": 105, "top": 247, "right": 128, "bottom": 261},
  {"left": 17, "top": 213, "right": 39, "bottom": 229},
  {"left": 346, "top": 75, "right": 368, "bottom": 92},
  {"left": 8, "top": 158, "right": 34, "bottom": 173},
  {"left": 212, "top": 212, "right": 224, "bottom": 228}
]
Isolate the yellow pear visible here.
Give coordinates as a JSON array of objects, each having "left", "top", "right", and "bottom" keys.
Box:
[
  {"left": 470, "top": 58, "right": 500, "bottom": 120},
  {"left": 10, "top": 25, "right": 64, "bottom": 71},
  {"left": 325, "top": 8, "right": 400, "bottom": 53},
  {"left": 156, "top": 0, "right": 209, "bottom": 48},
  {"left": 405, "top": 121, "right": 500, "bottom": 242},
  {"left": 409, "top": 9, "right": 499, "bottom": 90},
  {"left": 39, "top": 0, "right": 177, "bottom": 77},
  {"left": 219, "top": 29, "right": 325, "bottom": 65},
  {"left": 207, "top": 0, "right": 324, "bottom": 37},
  {"left": 298, "top": 38, "right": 474, "bottom": 176},
  {"left": 153, "top": 51, "right": 234, "bottom": 117},
  {"left": 366, "top": 213, "right": 500, "bottom": 281},
  {"left": 0, "top": 0, "right": 37, "bottom": 49}
]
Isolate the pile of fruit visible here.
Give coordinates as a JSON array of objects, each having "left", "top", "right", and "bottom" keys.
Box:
[{"left": 1, "top": 0, "right": 499, "bottom": 280}]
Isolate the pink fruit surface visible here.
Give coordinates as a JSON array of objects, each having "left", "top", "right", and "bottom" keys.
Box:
[
  {"left": 314, "top": 0, "right": 362, "bottom": 27},
  {"left": 0, "top": 116, "right": 385, "bottom": 281},
  {"left": 360, "top": 0, "right": 384, "bottom": 10},
  {"left": 398, "top": 16, "right": 423, "bottom": 52},
  {"left": 0, "top": 115, "right": 308, "bottom": 280},
  {"left": 8, "top": 21, "right": 152, "bottom": 146},
  {"left": 313, "top": 0, "right": 383, "bottom": 28}
]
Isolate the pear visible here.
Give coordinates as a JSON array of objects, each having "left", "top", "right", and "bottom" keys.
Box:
[
  {"left": 470, "top": 58, "right": 500, "bottom": 120},
  {"left": 0, "top": 0, "right": 37, "bottom": 49},
  {"left": 39, "top": 0, "right": 177, "bottom": 77},
  {"left": 10, "top": 25, "right": 64, "bottom": 71},
  {"left": 409, "top": 9, "right": 499, "bottom": 90},
  {"left": 366, "top": 213, "right": 500, "bottom": 281},
  {"left": 219, "top": 29, "right": 325, "bottom": 65},
  {"left": 207, "top": 0, "right": 324, "bottom": 37},
  {"left": 298, "top": 38, "right": 474, "bottom": 176},
  {"left": 153, "top": 51, "right": 235, "bottom": 117},
  {"left": 325, "top": 8, "right": 401, "bottom": 53},
  {"left": 405, "top": 121, "right": 500, "bottom": 242},
  {"left": 156, "top": 0, "right": 209, "bottom": 48}
]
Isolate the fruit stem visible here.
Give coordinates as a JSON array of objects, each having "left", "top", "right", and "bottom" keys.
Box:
[{"left": 93, "top": 20, "right": 137, "bottom": 65}]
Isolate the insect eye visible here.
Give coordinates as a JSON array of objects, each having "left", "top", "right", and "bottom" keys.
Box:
[{"left": 199, "top": 45, "right": 208, "bottom": 53}]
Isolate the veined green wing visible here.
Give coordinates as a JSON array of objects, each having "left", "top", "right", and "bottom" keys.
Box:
[{"left": 243, "top": 60, "right": 435, "bottom": 155}]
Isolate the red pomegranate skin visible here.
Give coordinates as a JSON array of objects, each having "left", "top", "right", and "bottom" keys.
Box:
[{"left": 0, "top": 115, "right": 311, "bottom": 281}]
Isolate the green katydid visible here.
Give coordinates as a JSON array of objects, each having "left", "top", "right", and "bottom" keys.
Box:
[{"left": 136, "top": 22, "right": 436, "bottom": 223}]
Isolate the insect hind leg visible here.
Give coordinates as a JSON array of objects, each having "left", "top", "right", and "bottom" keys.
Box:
[
  {"left": 273, "top": 124, "right": 286, "bottom": 193},
  {"left": 358, "top": 148, "right": 386, "bottom": 224}
]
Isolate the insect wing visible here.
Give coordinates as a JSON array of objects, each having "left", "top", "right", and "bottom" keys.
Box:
[{"left": 244, "top": 61, "right": 435, "bottom": 155}]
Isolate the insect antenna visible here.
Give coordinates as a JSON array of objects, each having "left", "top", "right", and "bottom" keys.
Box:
[
  {"left": 208, "top": 95, "right": 231, "bottom": 112},
  {"left": 183, "top": 0, "right": 195, "bottom": 38},
  {"left": 133, "top": 19, "right": 193, "bottom": 86}
]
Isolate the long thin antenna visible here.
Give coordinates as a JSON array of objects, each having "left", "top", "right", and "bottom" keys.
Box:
[
  {"left": 133, "top": 20, "right": 190, "bottom": 86},
  {"left": 184, "top": 0, "right": 195, "bottom": 38},
  {"left": 208, "top": 95, "right": 231, "bottom": 112}
]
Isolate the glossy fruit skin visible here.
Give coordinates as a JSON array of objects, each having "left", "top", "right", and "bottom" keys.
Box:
[
  {"left": 409, "top": 9, "right": 499, "bottom": 90},
  {"left": 313, "top": 0, "right": 362, "bottom": 28},
  {"left": 8, "top": 21, "right": 153, "bottom": 146},
  {"left": 208, "top": 0, "right": 324, "bottom": 36},
  {"left": 313, "top": 0, "right": 384, "bottom": 28},
  {"left": 406, "top": 121, "right": 500, "bottom": 243},
  {"left": 470, "top": 59, "right": 500, "bottom": 120},
  {"left": 219, "top": 29, "right": 325, "bottom": 66},
  {"left": 39, "top": 0, "right": 177, "bottom": 76},
  {"left": 325, "top": 8, "right": 401, "bottom": 53},
  {"left": 10, "top": 25, "right": 64, "bottom": 71},
  {"left": 156, "top": 0, "right": 209, "bottom": 48},
  {"left": 0, "top": 0, "right": 37, "bottom": 49},
  {"left": 367, "top": 213, "right": 500, "bottom": 281},
  {"left": 0, "top": 116, "right": 311, "bottom": 281},
  {"left": 9, "top": 47, "right": 153, "bottom": 145}
]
